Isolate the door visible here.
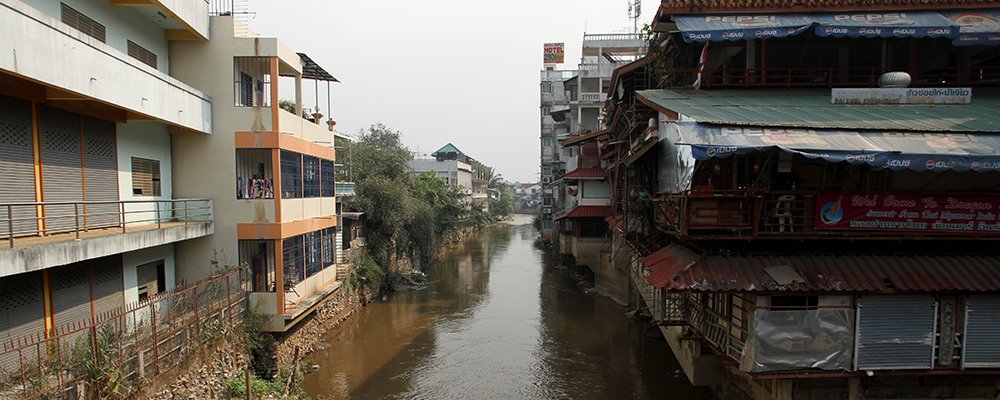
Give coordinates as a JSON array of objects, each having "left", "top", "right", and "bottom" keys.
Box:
[
  {"left": 0, "top": 95, "right": 37, "bottom": 236},
  {"left": 38, "top": 106, "right": 83, "bottom": 233},
  {"left": 82, "top": 117, "right": 119, "bottom": 229},
  {"left": 855, "top": 295, "right": 936, "bottom": 370}
]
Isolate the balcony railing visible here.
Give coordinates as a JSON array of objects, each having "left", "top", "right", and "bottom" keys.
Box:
[
  {"left": 667, "top": 66, "right": 1000, "bottom": 89},
  {"left": 584, "top": 33, "right": 644, "bottom": 42},
  {"left": 1, "top": 199, "right": 213, "bottom": 248},
  {"left": 655, "top": 190, "right": 1000, "bottom": 240}
]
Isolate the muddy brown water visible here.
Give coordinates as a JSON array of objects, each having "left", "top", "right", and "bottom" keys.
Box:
[{"left": 301, "top": 223, "right": 710, "bottom": 400}]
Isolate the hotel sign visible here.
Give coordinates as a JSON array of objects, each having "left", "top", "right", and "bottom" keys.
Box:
[
  {"left": 544, "top": 43, "right": 565, "bottom": 64},
  {"left": 832, "top": 88, "right": 972, "bottom": 104},
  {"left": 815, "top": 192, "right": 1000, "bottom": 233}
]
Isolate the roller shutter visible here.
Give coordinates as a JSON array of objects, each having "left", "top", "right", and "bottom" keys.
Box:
[
  {"left": 51, "top": 262, "right": 92, "bottom": 328},
  {"left": 856, "top": 295, "right": 936, "bottom": 370},
  {"left": 0, "top": 271, "right": 44, "bottom": 343},
  {"left": 0, "top": 95, "right": 37, "bottom": 236},
  {"left": 962, "top": 295, "right": 1000, "bottom": 368},
  {"left": 91, "top": 256, "right": 123, "bottom": 318},
  {"left": 82, "top": 117, "right": 119, "bottom": 229},
  {"left": 39, "top": 106, "right": 83, "bottom": 234}
]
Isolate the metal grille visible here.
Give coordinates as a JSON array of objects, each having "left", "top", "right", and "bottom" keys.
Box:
[
  {"left": 239, "top": 240, "right": 275, "bottom": 292},
  {"left": 0, "top": 95, "right": 37, "bottom": 235},
  {"left": 282, "top": 235, "right": 304, "bottom": 287},
  {"left": 60, "top": 3, "right": 106, "bottom": 43},
  {"left": 856, "top": 295, "right": 936, "bottom": 370},
  {"left": 233, "top": 57, "right": 271, "bottom": 107},
  {"left": 83, "top": 117, "right": 119, "bottom": 228},
  {"left": 235, "top": 149, "right": 273, "bottom": 199},
  {"left": 0, "top": 271, "right": 43, "bottom": 344},
  {"left": 39, "top": 106, "right": 83, "bottom": 233},
  {"left": 303, "top": 156, "right": 320, "bottom": 198},
  {"left": 305, "top": 231, "right": 322, "bottom": 278},
  {"left": 280, "top": 150, "right": 301, "bottom": 199},
  {"left": 962, "top": 295, "right": 1000, "bottom": 368}
]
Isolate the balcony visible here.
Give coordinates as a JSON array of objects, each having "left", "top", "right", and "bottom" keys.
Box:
[
  {"left": 117, "top": 0, "right": 210, "bottom": 40},
  {"left": 577, "top": 92, "right": 608, "bottom": 104},
  {"left": 655, "top": 190, "right": 1000, "bottom": 241},
  {"left": 0, "top": 199, "right": 213, "bottom": 277},
  {"left": 0, "top": 0, "right": 213, "bottom": 134}
]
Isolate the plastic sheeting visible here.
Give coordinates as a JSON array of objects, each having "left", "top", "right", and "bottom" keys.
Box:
[
  {"left": 658, "top": 119, "right": 696, "bottom": 193},
  {"left": 747, "top": 309, "right": 854, "bottom": 372},
  {"left": 675, "top": 122, "right": 1000, "bottom": 173}
]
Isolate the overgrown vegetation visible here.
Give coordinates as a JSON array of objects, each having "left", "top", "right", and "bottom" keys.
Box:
[{"left": 337, "top": 123, "right": 513, "bottom": 291}]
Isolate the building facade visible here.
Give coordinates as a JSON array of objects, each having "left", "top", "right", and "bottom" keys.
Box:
[{"left": 603, "top": 2, "right": 1000, "bottom": 399}]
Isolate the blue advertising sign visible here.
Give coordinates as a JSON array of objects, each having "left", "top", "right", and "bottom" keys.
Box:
[
  {"left": 811, "top": 12, "right": 955, "bottom": 39},
  {"left": 945, "top": 10, "right": 1000, "bottom": 46},
  {"left": 674, "top": 14, "right": 813, "bottom": 43}
]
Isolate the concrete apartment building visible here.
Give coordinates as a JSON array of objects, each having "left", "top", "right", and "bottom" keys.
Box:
[
  {"left": 0, "top": 0, "right": 348, "bottom": 340},
  {"left": 409, "top": 143, "right": 475, "bottom": 193}
]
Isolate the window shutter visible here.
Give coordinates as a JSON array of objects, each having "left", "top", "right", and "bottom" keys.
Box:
[{"left": 61, "top": 3, "right": 106, "bottom": 43}]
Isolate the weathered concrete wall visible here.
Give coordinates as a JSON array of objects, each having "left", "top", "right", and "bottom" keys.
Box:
[
  {"left": 0, "top": 222, "right": 212, "bottom": 279},
  {"left": 118, "top": 122, "right": 173, "bottom": 224},
  {"left": 122, "top": 243, "right": 177, "bottom": 304}
]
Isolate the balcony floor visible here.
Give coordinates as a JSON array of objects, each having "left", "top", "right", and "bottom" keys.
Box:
[{"left": 0, "top": 222, "right": 190, "bottom": 251}]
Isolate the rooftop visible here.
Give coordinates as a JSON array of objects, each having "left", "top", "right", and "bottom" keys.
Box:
[
  {"left": 656, "top": 0, "right": 998, "bottom": 14},
  {"left": 637, "top": 88, "right": 1000, "bottom": 133}
]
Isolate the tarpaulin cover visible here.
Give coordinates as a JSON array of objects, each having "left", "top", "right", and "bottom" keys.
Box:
[
  {"left": 675, "top": 11, "right": 1000, "bottom": 43},
  {"left": 947, "top": 10, "right": 1000, "bottom": 46},
  {"left": 748, "top": 309, "right": 855, "bottom": 372},
  {"left": 675, "top": 15, "right": 813, "bottom": 42},
  {"left": 812, "top": 12, "right": 955, "bottom": 39},
  {"left": 675, "top": 122, "right": 1000, "bottom": 173}
]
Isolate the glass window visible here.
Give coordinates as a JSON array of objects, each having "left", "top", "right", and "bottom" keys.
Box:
[
  {"left": 305, "top": 231, "right": 322, "bottom": 278},
  {"left": 321, "top": 160, "right": 336, "bottom": 197},
  {"left": 282, "top": 236, "right": 304, "bottom": 287},
  {"left": 280, "top": 150, "right": 302, "bottom": 199},
  {"left": 322, "top": 227, "right": 336, "bottom": 266},
  {"left": 303, "top": 156, "right": 320, "bottom": 197}
]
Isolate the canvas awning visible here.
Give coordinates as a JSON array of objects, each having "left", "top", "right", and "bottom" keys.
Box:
[
  {"left": 674, "top": 122, "right": 1000, "bottom": 173},
  {"left": 674, "top": 11, "right": 1000, "bottom": 44}
]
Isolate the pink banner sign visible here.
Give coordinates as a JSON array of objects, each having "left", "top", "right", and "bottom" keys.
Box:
[{"left": 815, "top": 193, "right": 1000, "bottom": 233}]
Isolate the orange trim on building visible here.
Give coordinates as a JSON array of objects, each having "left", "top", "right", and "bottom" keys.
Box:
[
  {"left": 271, "top": 149, "right": 282, "bottom": 221},
  {"left": 274, "top": 238, "right": 284, "bottom": 314},
  {"left": 234, "top": 131, "right": 336, "bottom": 161},
  {"left": 41, "top": 270, "right": 54, "bottom": 337},
  {"left": 236, "top": 216, "right": 337, "bottom": 240},
  {"left": 31, "top": 102, "right": 44, "bottom": 235}
]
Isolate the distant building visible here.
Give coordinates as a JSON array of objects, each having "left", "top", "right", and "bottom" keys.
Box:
[{"left": 409, "top": 143, "right": 475, "bottom": 193}]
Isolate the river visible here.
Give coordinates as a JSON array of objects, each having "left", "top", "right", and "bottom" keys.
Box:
[{"left": 301, "top": 220, "right": 710, "bottom": 400}]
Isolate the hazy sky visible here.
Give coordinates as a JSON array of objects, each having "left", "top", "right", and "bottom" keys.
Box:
[{"left": 247, "top": 0, "right": 658, "bottom": 183}]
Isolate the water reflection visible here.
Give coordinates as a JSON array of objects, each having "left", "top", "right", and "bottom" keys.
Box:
[{"left": 301, "top": 224, "right": 709, "bottom": 400}]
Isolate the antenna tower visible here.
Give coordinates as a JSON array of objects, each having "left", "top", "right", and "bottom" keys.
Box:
[{"left": 628, "top": 0, "right": 642, "bottom": 33}]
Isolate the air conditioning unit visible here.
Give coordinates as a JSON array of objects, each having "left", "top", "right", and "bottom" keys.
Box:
[
  {"left": 542, "top": 177, "right": 551, "bottom": 184},
  {"left": 543, "top": 207, "right": 552, "bottom": 214}
]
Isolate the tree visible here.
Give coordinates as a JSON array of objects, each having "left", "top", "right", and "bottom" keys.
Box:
[{"left": 350, "top": 123, "right": 412, "bottom": 183}]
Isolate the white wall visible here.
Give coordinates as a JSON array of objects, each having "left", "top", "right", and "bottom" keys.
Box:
[
  {"left": 117, "top": 121, "right": 172, "bottom": 224},
  {"left": 20, "top": 0, "right": 170, "bottom": 73},
  {"left": 121, "top": 244, "right": 176, "bottom": 305}
]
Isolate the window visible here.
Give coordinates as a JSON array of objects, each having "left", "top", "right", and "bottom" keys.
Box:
[
  {"left": 131, "top": 157, "right": 161, "bottom": 196},
  {"left": 234, "top": 57, "right": 271, "bottom": 107},
  {"left": 543, "top": 166, "right": 553, "bottom": 177},
  {"left": 127, "top": 40, "right": 157, "bottom": 69},
  {"left": 542, "top": 138, "right": 552, "bottom": 147},
  {"left": 136, "top": 260, "right": 165, "bottom": 302},
  {"left": 541, "top": 106, "right": 551, "bottom": 115},
  {"left": 543, "top": 197, "right": 553, "bottom": 206},
  {"left": 305, "top": 231, "right": 322, "bottom": 278},
  {"left": 321, "top": 227, "right": 336, "bottom": 266},
  {"left": 280, "top": 150, "right": 302, "bottom": 198},
  {"left": 61, "top": 3, "right": 106, "bottom": 43},
  {"left": 577, "top": 218, "right": 608, "bottom": 237},
  {"left": 303, "top": 156, "right": 320, "bottom": 197},
  {"left": 236, "top": 149, "right": 273, "bottom": 199},
  {"left": 239, "top": 240, "right": 275, "bottom": 292},
  {"left": 282, "top": 236, "right": 304, "bottom": 287},
  {"left": 321, "top": 160, "right": 336, "bottom": 197}
]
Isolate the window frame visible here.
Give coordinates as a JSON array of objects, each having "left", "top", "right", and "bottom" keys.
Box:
[
  {"left": 131, "top": 157, "right": 161, "bottom": 197},
  {"left": 280, "top": 150, "right": 302, "bottom": 199}
]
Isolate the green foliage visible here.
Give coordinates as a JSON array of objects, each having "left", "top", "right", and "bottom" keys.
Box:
[
  {"left": 532, "top": 215, "right": 543, "bottom": 231},
  {"left": 278, "top": 99, "right": 297, "bottom": 115},
  {"left": 348, "top": 123, "right": 413, "bottom": 183},
  {"left": 489, "top": 185, "right": 514, "bottom": 218},
  {"left": 223, "top": 370, "right": 293, "bottom": 398},
  {"left": 346, "top": 251, "right": 387, "bottom": 291}
]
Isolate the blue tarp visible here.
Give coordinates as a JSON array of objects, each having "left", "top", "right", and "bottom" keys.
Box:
[
  {"left": 675, "top": 15, "right": 813, "bottom": 43},
  {"left": 675, "top": 122, "right": 1000, "bottom": 173},
  {"left": 946, "top": 10, "right": 1000, "bottom": 46},
  {"left": 675, "top": 11, "right": 1000, "bottom": 43}
]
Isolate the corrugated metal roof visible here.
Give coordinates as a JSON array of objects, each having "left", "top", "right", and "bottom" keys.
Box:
[
  {"left": 297, "top": 53, "right": 338, "bottom": 82},
  {"left": 563, "top": 168, "right": 604, "bottom": 179},
  {"left": 644, "top": 244, "right": 702, "bottom": 288},
  {"left": 659, "top": 0, "right": 997, "bottom": 14},
  {"left": 650, "top": 252, "right": 1000, "bottom": 293},
  {"left": 637, "top": 89, "right": 1000, "bottom": 133},
  {"left": 553, "top": 205, "right": 612, "bottom": 221}
]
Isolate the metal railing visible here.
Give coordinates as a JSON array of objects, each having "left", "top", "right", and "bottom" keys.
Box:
[
  {"left": 584, "top": 33, "right": 644, "bottom": 42},
  {"left": 1, "top": 199, "right": 213, "bottom": 248},
  {"left": 0, "top": 269, "right": 247, "bottom": 399}
]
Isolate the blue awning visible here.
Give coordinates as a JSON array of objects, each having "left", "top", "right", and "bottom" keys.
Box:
[
  {"left": 946, "top": 10, "right": 1000, "bottom": 46},
  {"left": 812, "top": 12, "right": 955, "bottom": 39},
  {"left": 675, "top": 15, "right": 813, "bottom": 43},
  {"left": 675, "top": 122, "right": 1000, "bottom": 173},
  {"left": 675, "top": 11, "right": 1000, "bottom": 43}
]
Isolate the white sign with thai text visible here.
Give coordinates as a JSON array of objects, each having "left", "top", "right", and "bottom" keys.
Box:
[{"left": 831, "top": 87, "right": 972, "bottom": 105}]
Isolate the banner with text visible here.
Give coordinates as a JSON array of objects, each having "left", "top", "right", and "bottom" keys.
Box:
[{"left": 815, "top": 193, "right": 1000, "bottom": 233}]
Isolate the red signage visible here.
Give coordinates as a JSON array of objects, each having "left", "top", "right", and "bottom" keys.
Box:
[{"left": 815, "top": 193, "right": 1000, "bottom": 233}]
